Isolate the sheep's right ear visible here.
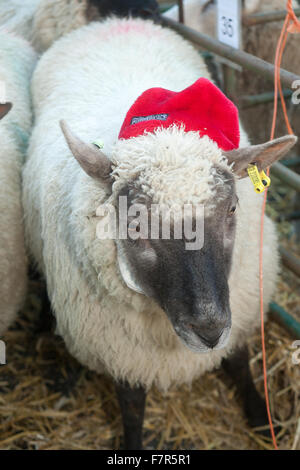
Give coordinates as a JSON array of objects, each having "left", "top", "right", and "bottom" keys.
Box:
[
  {"left": 224, "top": 135, "right": 297, "bottom": 178},
  {"left": 60, "top": 120, "right": 112, "bottom": 188},
  {"left": 0, "top": 102, "right": 12, "bottom": 120}
]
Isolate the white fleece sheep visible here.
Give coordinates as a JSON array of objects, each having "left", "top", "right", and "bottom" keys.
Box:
[
  {"left": 164, "top": 0, "right": 300, "bottom": 147},
  {"left": 23, "top": 18, "right": 280, "bottom": 392},
  {"left": 0, "top": 32, "right": 37, "bottom": 336}
]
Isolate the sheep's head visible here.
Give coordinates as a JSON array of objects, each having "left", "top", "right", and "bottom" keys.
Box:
[
  {"left": 89, "top": 0, "right": 160, "bottom": 21},
  {"left": 61, "top": 121, "right": 296, "bottom": 353}
]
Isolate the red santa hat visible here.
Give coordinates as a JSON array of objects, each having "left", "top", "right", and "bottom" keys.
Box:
[{"left": 118, "top": 78, "right": 240, "bottom": 151}]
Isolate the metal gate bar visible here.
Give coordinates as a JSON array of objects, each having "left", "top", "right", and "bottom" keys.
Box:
[
  {"left": 162, "top": 17, "right": 300, "bottom": 88},
  {"left": 272, "top": 162, "right": 300, "bottom": 192},
  {"left": 243, "top": 8, "right": 300, "bottom": 26}
]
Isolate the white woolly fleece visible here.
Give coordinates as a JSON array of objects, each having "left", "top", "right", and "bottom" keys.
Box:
[
  {"left": 111, "top": 127, "right": 230, "bottom": 208},
  {"left": 0, "top": 0, "right": 42, "bottom": 42},
  {"left": 32, "top": 0, "right": 88, "bottom": 52},
  {"left": 0, "top": 32, "right": 37, "bottom": 336},
  {"left": 23, "top": 18, "right": 279, "bottom": 391}
]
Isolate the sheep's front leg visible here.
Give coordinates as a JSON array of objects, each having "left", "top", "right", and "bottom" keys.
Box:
[
  {"left": 115, "top": 381, "right": 146, "bottom": 450},
  {"left": 222, "top": 345, "right": 270, "bottom": 431}
]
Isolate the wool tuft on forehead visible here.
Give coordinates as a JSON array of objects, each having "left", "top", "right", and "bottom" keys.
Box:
[{"left": 111, "top": 126, "right": 233, "bottom": 207}]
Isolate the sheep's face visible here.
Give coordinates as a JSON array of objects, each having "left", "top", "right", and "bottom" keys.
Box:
[
  {"left": 89, "top": 0, "right": 160, "bottom": 21},
  {"left": 115, "top": 176, "right": 236, "bottom": 353},
  {"left": 109, "top": 128, "right": 239, "bottom": 352},
  {"left": 60, "top": 122, "right": 297, "bottom": 354}
]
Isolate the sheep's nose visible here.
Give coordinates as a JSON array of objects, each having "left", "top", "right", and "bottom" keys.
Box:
[{"left": 187, "top": 322, "right": 225, "bottom": 349}]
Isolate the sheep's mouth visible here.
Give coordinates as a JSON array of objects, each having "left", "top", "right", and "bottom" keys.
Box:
[{"left": 173, "top": 324, "right": 232, "bottom": 354}]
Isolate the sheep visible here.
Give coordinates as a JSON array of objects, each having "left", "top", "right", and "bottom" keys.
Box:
[
  {"left": 31, "top": 0, "right": 89, "bottom": 52},
  {"left": 90, "top": 0, "right": 160, "bottom": 19},
  {"left": 0, "top": 32, "right": 37, "bottom": 337},
  {"left": 31, "top": 0, "right": 159, "bottom": 52},
  {"left": 22, "top": 17, "right": 296, "bottom": 449},
  {"left": 164, "top": 0, "right": 300, "bottom": 150}
]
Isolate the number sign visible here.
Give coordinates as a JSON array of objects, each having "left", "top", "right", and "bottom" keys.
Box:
[{"left": 217, "top": 0, "right": 241, "bottom": 49}]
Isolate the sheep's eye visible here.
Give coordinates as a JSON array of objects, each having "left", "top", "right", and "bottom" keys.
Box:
[
  {"left": 128, "top": 220, "right": 140, "bottom": 233},
  {"left": 228, "top": 206, "right": 236, "bottom": 216}
]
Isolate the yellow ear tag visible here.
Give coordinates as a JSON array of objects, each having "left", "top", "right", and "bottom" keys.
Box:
[
  {"left": 260, "top": 170, "right": 271, "bottom": 188},
  {"left": 93, "top": 139, "right": 105, "bottom": 149},
  {"left": 247, "top": 164, "right": 271, "bottom": 193}
]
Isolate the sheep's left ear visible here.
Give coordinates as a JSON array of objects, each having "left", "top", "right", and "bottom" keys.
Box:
[
  {"left": 224, "top": 135, "right": 297, "bottom": 178},
  {"left": 0, "top": 102, "right": 12, "bottom": 120},
  {"left": 60, "top": 120, "right": 113, "bottom": 190}
]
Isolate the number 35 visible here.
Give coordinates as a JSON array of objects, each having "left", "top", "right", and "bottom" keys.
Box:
[{"left": 221, "top": 16, "right": 234, "bottom": 38}]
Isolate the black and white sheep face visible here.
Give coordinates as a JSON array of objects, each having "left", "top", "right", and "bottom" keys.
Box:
[
  {"left": 114, "top": 176, "right": 236, "bottom": 353},
  {"left": 89, "top": 0, "right": 160, "bottom": 21},
  {"left": 59, "top": 121, "right": 297, "bottom": 353}
]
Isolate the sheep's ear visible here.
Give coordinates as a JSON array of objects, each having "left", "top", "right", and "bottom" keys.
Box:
[
  {"left": 60, "top": 120, "right": 112, "bottom": 188},
  {"left": 224, "top": 135, "right": 297, "bottom": 178},
  {"left": 0, "top": 102, "right": 12, "bottom": 120}
]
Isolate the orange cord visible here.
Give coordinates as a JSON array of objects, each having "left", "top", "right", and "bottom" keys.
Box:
[{"left": 259, "top": 0, "right": 300, "bottom": 450}]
